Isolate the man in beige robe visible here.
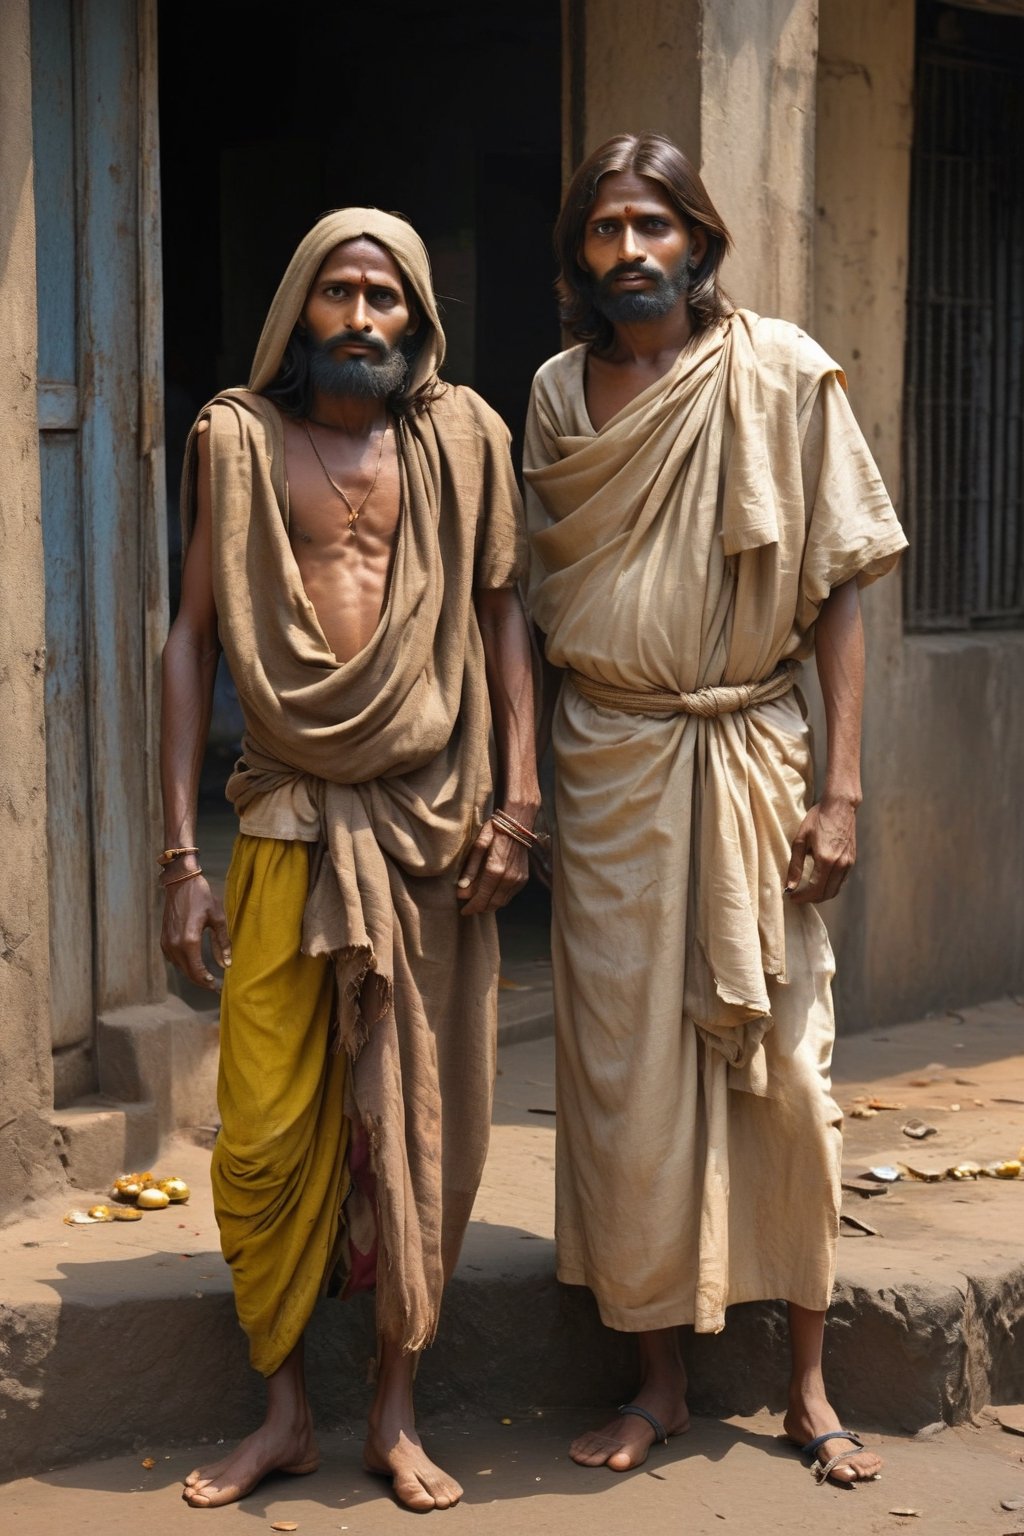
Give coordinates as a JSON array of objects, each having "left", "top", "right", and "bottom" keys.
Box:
[
  {"left": 525, "top": 134, "right": 907, "bottom": 1486},
  {"left": 160, "top": 209, "right": 540, "bottom": 1510}
]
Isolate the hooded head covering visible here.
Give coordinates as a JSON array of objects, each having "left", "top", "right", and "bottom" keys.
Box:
[{"left": 247, "top": 207, "right": 446, "bottom": 400}]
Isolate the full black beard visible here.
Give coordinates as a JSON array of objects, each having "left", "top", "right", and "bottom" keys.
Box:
[
  {"left": 591, "top": 257, "right": 692, "bottom": 324},
  {"left": 302, "top": 329, "right": 410, "bottom": 400}
]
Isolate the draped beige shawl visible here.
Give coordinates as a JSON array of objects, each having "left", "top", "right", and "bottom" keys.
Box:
[
  {"left": 526, "top": 309, "right": 906, "bottom": 1087},
  {"left": 524, "top": 310, "right": 907, "bottom": 1331},
  {"left": 182, "top": 210, "right": 525, "bottom": 1349}
]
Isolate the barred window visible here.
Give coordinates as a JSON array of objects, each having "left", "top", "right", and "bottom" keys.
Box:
[{"left": 902, "top": 1, "right": 1024, "bottom": 631}]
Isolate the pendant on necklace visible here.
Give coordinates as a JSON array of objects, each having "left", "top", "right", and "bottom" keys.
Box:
[{"left": 303, "top": 417, "right": 388, "bottom": 537}]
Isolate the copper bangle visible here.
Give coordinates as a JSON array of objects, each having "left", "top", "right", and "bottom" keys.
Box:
[
  {"left": 491, "top": 810, "right": 549, "bottom": 851},
  {"left": 158, "top": 846, "right": 199, "bottom": 867},
  {"left": 494, "top": 817, "right": 549, "bottom": 854},
  {"left": 161, "top": 865, "right": 204, "bottom": 888},
  {"left": 494, "top": 810, "right": 539, "bottom": 842}
]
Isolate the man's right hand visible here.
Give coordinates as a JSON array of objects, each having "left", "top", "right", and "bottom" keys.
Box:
[{"left": 160, "top": 877, "right": 231, "bottom": 992}]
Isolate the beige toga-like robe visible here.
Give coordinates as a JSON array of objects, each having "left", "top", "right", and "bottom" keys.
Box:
[
  {"left": 524, "top": 309, "right": 907, "bottom": 1334},
  {"left": 182, "top": 209, "right": 525, "bottom": 1362}
]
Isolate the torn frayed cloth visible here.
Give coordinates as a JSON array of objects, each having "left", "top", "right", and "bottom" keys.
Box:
[{"left": 184, "top": 209, "right": 525, "bottom": 1353}]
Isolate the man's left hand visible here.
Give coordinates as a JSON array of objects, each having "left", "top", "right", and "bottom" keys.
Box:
[
  {"left": 456, "top": 822, "right": 530, "bottom": 915},
  {"left": 785, "top": 796, "right": 858, "bottom": 904}
]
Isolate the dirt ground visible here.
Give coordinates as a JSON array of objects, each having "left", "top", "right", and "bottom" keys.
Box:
[{"left": 6, "top": 1409, "right": 1024, "bottom": 1536}]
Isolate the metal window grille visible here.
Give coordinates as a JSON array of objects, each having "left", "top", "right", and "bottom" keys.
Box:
[{"left": 902, "top": 4, "right": 1024, "bottom": 630}]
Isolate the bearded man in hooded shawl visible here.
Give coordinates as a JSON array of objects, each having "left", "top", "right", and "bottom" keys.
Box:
[
  {"left": 160, "top": 209, "right": 540, "bottom": 1512},
  {"left": 524, "top": 135, "right": 908, "bottom": 1488}
]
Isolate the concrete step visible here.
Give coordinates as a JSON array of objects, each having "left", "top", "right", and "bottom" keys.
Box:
[{"left": 2, "top": 1002, "right": 1023, "bottom": 1481}]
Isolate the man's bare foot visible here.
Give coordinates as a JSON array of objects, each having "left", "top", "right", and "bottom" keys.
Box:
[
  {"left": 784, "top": 1392, "right": 883, "bottom": 1486},
  {"left": 573, "top": 1326, "right": 691, "bottom": 1471},
  {"left": 182, "top": 1420, "right": 319, "bottom": 1508},
  {"left": 571, "top": 1389, "right": 690, "bottom": 1471},
  {"left": 364, "top": 1424, "right": 463, "bottom": 1512}
]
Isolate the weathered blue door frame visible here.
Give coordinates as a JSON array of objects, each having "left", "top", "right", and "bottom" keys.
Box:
[{"left": 31, "top": 0, "right": 167, "bottom": 1106}]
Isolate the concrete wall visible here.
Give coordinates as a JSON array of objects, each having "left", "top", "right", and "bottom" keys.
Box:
[
  {"left": 815, "top": 0, "right": 1024, "bottom": 1028},
  {"left": 700, "top": 0, "right": 819, "bottom": 326},
  {"left": 0, "top": 0, "right": 65, "bottom": 1216},
  {"left": 565, "top": 0, "right": 702, "bottom": 167},
  {"left": 568, "top": 0, "right": 1024, "bottom": 1028},
  {"left": 567, "top": 0, "right": 818, "bottom": 326}
]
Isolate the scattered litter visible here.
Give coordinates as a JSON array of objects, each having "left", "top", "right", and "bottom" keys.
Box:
[
  {"left": 866, "top": 1166, "right": 902, "bottom": 1183},
  {"left": 993, "top": 1098, "right": 1024, "bottom": 1107},
  {"left": 850, "top": 1105, "right": 878, "bottom": 1119},
  {"left": 63, "top": 1209, "right": 103, "bottom": 1225},
  {"left": 842, "top": 1178, "right": 890, "bottom": 1197},
  {"left": 901, "top": 1164, "right": 945, "bottom": 1182},
  {"left": 1001, "top": 1497, "right": 1024, "bottom": 1512},
  {"left": 986, "top": 1161, "right": 1022, "bottom": 1179},
  {"left": 477, "top": 1468, "right": 492, "bottom": 1475},
  {"left": 111, "top": 1171, "right": 191, "bottom": 1207},
  {"left": 868, "top": 1098, "right": 905, "bottom": 1111},
  {"left": 913, "top": 1421, "right": 946, "bottom": 1440},
  {"left": 840, "top": 1213, "right": 879, "bottom": 1236},
  {"left": 949, "top": 1103, "right": 961, "bottom": 1112},
  {"left": 996, "top": 1405, "right": 1024, "bottom": 1436},
  {"left": 501, "top": 1417, "right": 512, "bottom": 1425},
  {"left": 902, "top": 1119, "right": 938, "bottom": 1140},
  {"left": 954, "top": 1078, "right": 978, "bottom": 1086},
  {"left": 948, "top": 1162, "right": 982, "bottom": 1180},
  {"left": 270, "top": 1524, "right": 299, "bottom": 1533},
  {"left": 889, "top": 1508, "right": 920, "bottom": 1517},
  {"left": 140, "top": 1457, "right": 155, "bottom": 1470},
  {"left": 138, "top": 1187, "right": 171, "bottom": 1210},
  {"left": 527, "top": 1107, "right": 556, "bottom": 1116}
]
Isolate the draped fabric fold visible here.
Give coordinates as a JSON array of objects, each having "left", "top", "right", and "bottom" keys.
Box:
[
  {"left": 524, "top": 309, "right": 907, "bottom": 1332},
  {"left": 184, "top": 210, "right": 526, "bottom": 1356}
]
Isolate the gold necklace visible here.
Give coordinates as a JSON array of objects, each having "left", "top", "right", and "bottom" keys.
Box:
[{"left": 302, "top": 417, "right": 388, "bottom": 535}]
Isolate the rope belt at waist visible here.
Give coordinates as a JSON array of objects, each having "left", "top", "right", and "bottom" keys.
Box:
[{"left": 568, "top": 660, "right": 797, "bottom": 719}]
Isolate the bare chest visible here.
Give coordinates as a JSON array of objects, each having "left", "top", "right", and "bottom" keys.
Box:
[
  {"left": 281, "top": 418, "right": 402, "bottom": 662},
  {"left": 284, "top": 418, "right": 401, "bottom": 548},
  {"left": 584, "top": 353, "right": 674, "bottom": 432}
]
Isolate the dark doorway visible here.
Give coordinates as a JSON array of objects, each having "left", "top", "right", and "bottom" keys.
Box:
[
  {"left": 159, "top": 0, "right": 561, "bottom": 506},
  {"left": 157, "top": 1, "right": 559, "bottom": 970}
]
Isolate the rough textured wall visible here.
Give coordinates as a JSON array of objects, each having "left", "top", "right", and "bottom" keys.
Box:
[
  {"left": 0, "top": 0, "right": 64, "bottom": 1215},
  {"left": 563, "top": 0, "right": 817, "bottom": 320},
  {"left": 700, "top": 0, "right": 819, "bottom": 326},
  {"left": 815, "top": 0, "right": 1024, "bottom": 1027},
  {"left": 570, "top": 0, "right": 702, "bottom": 161}
]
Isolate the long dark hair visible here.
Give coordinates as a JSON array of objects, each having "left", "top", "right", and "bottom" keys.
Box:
[{"left": 554, "top": 133, "right": 733, "bottom": 351}]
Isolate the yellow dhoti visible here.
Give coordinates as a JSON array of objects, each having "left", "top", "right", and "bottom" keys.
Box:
[{"left": 213, "top": 835, "right": 350, "bottom": 1377}]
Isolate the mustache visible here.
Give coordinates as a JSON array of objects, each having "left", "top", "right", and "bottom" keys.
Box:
[
  {"left": 316, "top": 330, "right": 389, "bottom": 358},
  {"left": 599, "top": 260, "right": 652, "bottom": 286}
]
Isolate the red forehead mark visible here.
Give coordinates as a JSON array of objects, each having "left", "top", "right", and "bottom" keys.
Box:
[
  {"left": 359, "top": 271, "right": 370, "bottom": 286},
  {"left": 624, "top": 204, "right": 633, "bottom": 216}
]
